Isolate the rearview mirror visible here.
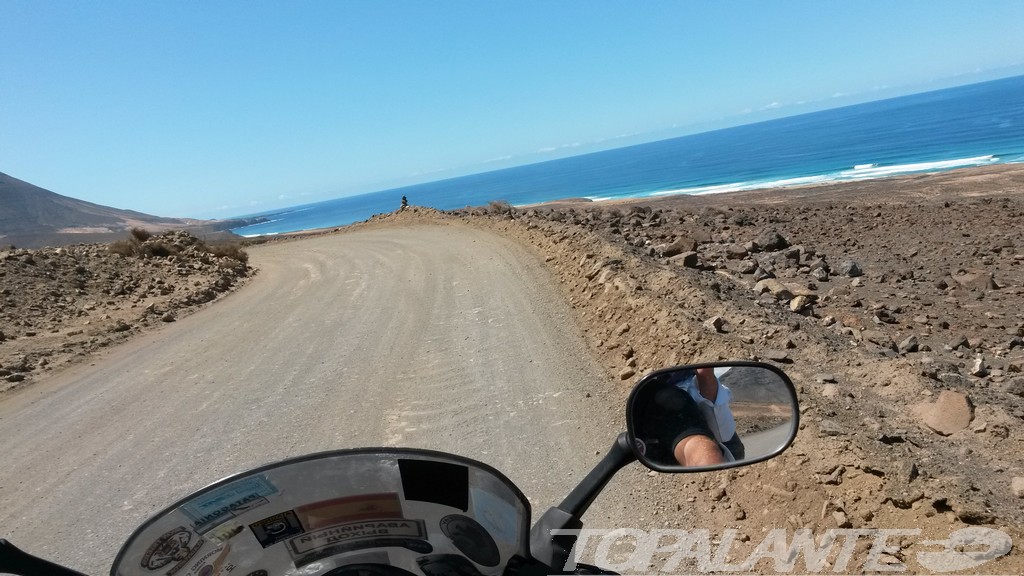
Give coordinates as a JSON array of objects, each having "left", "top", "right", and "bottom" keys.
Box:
[{"left": 626, "top": 362, "right": 798, "bottom": 472}]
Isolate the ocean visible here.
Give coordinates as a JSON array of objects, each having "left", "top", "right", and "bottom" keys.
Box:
[{"left": 232, "top": 75, "right": 1024, "bottom": 237}]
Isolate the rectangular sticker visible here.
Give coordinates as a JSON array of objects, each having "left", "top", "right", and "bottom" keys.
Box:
[
  {"left": 181, "top": 476, "right": 277, "bottom": 533},
  {"left": 398, "top": 459, "right": 469, "bottom": 511},
  {"left": 287, "top": 519, "right": 426, "bottom": 556},
  {"left": 295, "top": 493, "right": 403, "bottom": 530},
  {"left": 250, "top": 510, "right": 305, "bottom": 548}
]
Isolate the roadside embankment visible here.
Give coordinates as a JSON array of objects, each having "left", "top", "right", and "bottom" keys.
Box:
[
  {"left": 370, "top": 166, "right": 1024, "bottom": 571},
  {"left": 0, "top": 230, "right": 251, "bottom": 393}
]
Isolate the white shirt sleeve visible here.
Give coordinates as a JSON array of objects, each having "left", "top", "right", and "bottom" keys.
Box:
[
  {"left": 712, "top": 384, "right": 736, "bottom": 440},
  {"left": 677, "top": 376, "right": 737, "bottom": 441}
]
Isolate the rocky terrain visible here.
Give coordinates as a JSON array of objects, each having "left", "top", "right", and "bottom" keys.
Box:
[
  {"left": 369, "top": 165, "right": 1024, "bottom": 572},
  {"left": 3, "top": 164, "right": 1023, "bottom": 572},
  {"left": 0, "top": 230, "right": 251, "bottom": 392}
]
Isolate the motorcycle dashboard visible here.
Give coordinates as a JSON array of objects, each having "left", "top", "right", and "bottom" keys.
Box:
[{"left": 111, "top": 449, "right": 532, "bottom": 576}]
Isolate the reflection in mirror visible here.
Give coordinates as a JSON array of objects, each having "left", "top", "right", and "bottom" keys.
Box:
[{"left": 626, "top": 362, "right": 798, "bottom": 472}]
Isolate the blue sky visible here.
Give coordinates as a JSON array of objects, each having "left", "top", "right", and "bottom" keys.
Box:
[{"left": 3, "top": 1, "right": 1023, "bottom": 219}]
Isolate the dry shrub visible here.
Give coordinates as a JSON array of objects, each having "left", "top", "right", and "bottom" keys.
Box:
[
  {"left": 110, "top": 236, "right": 178, "bottom": 259},
  {"left": 109, "top": 230, "right": 247, "bottom": 264},
  {"left": 108, "top": 238, "right": 140, "bottom": 257},
  {"left": 488, "top": 200, "right": 513, "bottom": 215},
  {"left": 207, "top": 243, "right": 249, "bottom": 264},
  {"left": 141, "top": 241, "right": 178, "bottom": 258}
]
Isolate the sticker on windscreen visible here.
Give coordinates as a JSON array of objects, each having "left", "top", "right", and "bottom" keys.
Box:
[
  {"left": 180, "top": 542, "right": 231, "bottom": 576},
  {"left": 250, "top": 510, "right": 305, "bottom": 548},
  {"left": 439, "top": 515, "right": 499, "bottom": 567},
  {"left": 181, "top": 476, "right": 278, "bottom": 534},
  {"left": 295, "top": 493, "right": 403, "bottom": 530},
  {"left": 398, "top": 460, "right": 469, "bottom": 511},
  {"left": 140, "top": 526, "right": 205, "bottom": 574},
  {"left": 286, "top": 519, "right": 429, "bottom": 567},
  {"left": 207, "top": 524, "right": 244, "bottom": 545}
]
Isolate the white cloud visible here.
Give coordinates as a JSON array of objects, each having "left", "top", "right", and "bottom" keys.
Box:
[
  {"left": 408, "top": 167, "right": 448, "bottom": 177},
  {"left": 539, "top": 142, "right": 582, "bottom": 154},
  {"left": 484, "top": 155, "right": 513, "bottom": 163}
]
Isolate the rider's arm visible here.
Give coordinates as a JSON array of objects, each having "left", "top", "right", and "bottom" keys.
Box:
[{"left": 695, "top": 368, "right": 719, "bottom": 402}]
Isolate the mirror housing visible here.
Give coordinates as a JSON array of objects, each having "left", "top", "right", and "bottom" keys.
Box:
[{"left": 626, "top": 361, "right": 799, "bottom": 473}]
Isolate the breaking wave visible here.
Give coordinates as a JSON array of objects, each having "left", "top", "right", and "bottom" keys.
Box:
[{"left": 585, "top": 154, "right": 1002, "bottom": 201}]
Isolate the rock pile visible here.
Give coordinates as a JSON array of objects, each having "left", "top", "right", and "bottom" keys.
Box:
[{"left": 0, "top": 230, "right": 251, "bottom": 390}]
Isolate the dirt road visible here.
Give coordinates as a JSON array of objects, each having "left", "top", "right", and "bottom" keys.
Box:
[{"left": 0, "top": 224, "right": 642, "bottom": 574}]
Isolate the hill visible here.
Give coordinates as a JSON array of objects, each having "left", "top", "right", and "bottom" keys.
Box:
[{"left": 0, "top": 172, "right": 256, "bottom": 248}]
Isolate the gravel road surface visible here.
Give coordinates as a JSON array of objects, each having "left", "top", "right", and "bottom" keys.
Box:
[{"left": 0, "top": 224, "right": 644, "bottom": 574}]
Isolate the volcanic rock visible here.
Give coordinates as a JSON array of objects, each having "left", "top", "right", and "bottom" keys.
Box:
[{"left": 921, "top": 391, "right": 974, "bottom": 436}]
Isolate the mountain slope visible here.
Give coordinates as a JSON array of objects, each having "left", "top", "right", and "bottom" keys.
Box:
[{"left": 0, "top": 172, "right": 199, "bottom": 247}]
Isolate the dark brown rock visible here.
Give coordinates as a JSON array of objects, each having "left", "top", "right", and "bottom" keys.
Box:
[
  {"left": 660, "top": 237, "right": 697, "bottom": 257},
  {"left": 837, "top": 260, "right": 863, "bottom": 277},
  {"left": 669, "top": 251, "right": 699, "bottom": 268},
  {"left": 754, "top": 229, "right": 789, "bottom": 252}
]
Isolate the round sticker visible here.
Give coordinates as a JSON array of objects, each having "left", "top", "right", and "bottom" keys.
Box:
[
  {"left": 141, "top": 527, "right": 193, "bottom": 570},
  {"left": 439, "top": 515, "right": 500, "bottom": 567}
]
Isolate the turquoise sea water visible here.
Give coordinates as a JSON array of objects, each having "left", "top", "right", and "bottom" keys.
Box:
[{"left": 233, "top": 75, "right": 1024, "bottom": 237}]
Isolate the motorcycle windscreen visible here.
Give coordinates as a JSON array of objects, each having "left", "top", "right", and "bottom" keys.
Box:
[{"left": 111, "top": 449, "right": 530, "bottom": 576}]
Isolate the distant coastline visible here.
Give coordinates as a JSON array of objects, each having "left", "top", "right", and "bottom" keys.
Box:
[
  {"left": 478, "top": 162, "right": 1024, "bottom": 212},
  {"left": 232, "top": 75, "right": 1024, "bottom": 238},
  {"left": 594, "top": 154, "right": 1007, "bottom": 201},
  {"left": 235, "top": 159, "right": 1024, "bottom": 239},
  {"left": 249, "top": 163, "right": 1024, "bottom": 241}
]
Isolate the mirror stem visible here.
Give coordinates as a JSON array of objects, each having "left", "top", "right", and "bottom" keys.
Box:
[
  {"left": 558, "top": 432, "right": 637, "bottom": 517},
  {"left": 529, "top": 433, "right": 637, "bottom": 571}
]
